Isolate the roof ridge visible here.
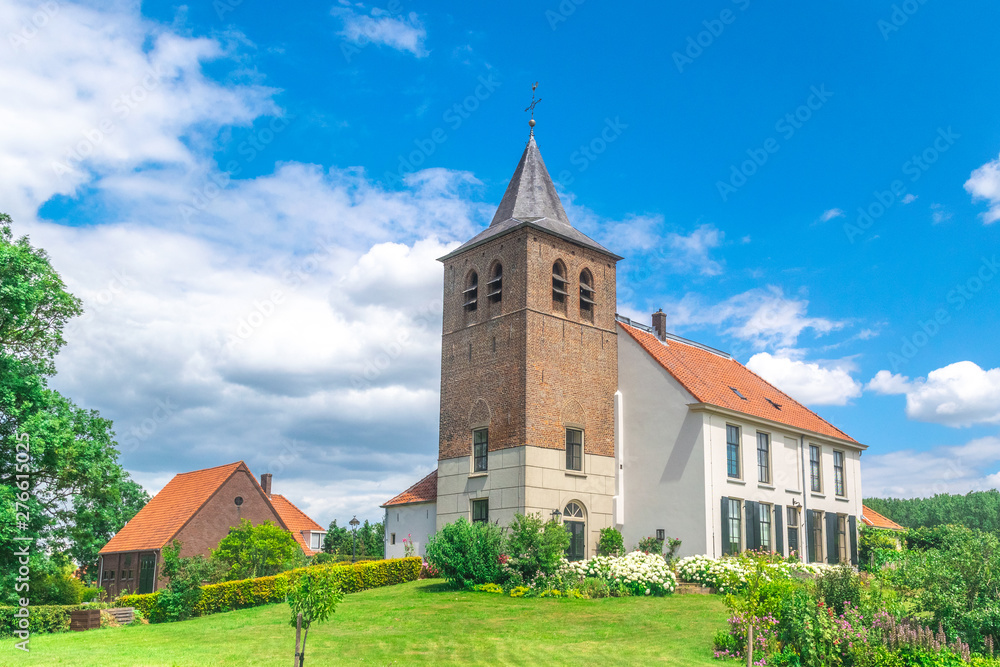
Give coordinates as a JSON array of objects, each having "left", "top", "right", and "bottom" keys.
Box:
[{"left": 174, "top": 460, "right": 245, "bottom": 476}]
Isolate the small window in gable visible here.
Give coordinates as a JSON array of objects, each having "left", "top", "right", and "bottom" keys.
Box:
[
  {"left": 552, "top": 261, "right": 568, "bottom": 311},
  {"left": 487, "top": 263, "right": 502, "bottom": 303},
  {"left": 579, "top": 269, "right": 595, "bottom": 321},
  {"left": 463, "top": 271, "right": 478, "bottom": 312}
]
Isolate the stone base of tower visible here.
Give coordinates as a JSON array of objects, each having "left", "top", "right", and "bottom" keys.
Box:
[{"left": 436, "top": 446, "right": 614, "bottom": 560}]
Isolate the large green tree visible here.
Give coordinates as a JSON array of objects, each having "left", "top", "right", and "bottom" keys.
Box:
[{"left": 0, "top": 213, "right": 148, "bottom": 598}]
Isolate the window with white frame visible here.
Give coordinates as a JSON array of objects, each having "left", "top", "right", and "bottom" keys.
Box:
[
  {"left": 565, "top": 428, "right": 583, "bottom": 472},
  {"left": 472, "top": 499, "right": 489, "bottom": 523},
  {"left": 726, "top": 425, "right": 741, "bottom": 478},
  {"left": 809, "top": 445, "right": 822, "bottom": 492},
  {"left": 833, "top": 450, "right": 846, "bottom": 497},
  {"left": 759, "top": 502, "right": 772, "bottom": 551},
  {"left": 473, "top": 428, "right": 488, "bottom": 472},
  {"left": 757, "top": 432, "right": 771, "bottom": 484}
]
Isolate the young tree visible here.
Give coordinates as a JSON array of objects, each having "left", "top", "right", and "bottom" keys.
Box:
[
  {"left": 288, "top": 568, "right": 344, "bottom": 666},
  {"left": 155, "top": 541, "right": 217, "bottom": 622},
  {"left": 211, "top": 519, "right": 302, "bottom": 580}
]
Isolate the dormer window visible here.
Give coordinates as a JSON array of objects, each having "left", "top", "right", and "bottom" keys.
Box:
[
  {"left": 463, "top": 271, "right": 478, "bottom": 312},
  {"left": 579, "top": 269, "right": 595, "bottom": 320},
  {"left": 552, "top": 261, "right": 568, "bottom": 311},
  {"left": 487, "top": 263, "right": 502, "bottom": 303}
]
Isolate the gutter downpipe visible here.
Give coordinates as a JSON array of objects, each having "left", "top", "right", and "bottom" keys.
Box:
[{"left": 800, "top": 435, "right": 809, "bottom": 563}]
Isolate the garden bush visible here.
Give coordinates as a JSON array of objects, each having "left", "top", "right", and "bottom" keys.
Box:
[
  {"left": 0, "top": 604, "right": 108, "bottom": 637},
  {"left": 596, "top": 527, "right": 623, "bottom": 557},
  {"left": 502, "top": 513, "right": 570, "bottom": 585},
  {"left": 425, "top": 517, "right": 504, "bottom": 589},
  {"left": 561, "top": 551, "right": 677, "bottom": 596},
  {"left": 117, "top": 557, "right": 422, "bottom": 623},
  {"left": 636, "top": 536, "right": 663, "bottom": 555},
  {"left": 815, "top": 563, "right": 862, "bottom": 616}
]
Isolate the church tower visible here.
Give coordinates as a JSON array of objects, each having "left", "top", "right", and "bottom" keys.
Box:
[{"left": 435, "top": 127, "right": 622, "bottom": 559}]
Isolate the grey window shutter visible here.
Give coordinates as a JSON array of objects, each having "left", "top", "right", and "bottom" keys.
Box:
[
  {"left": 826, "top": 512, "right": 838, "bottom": 564},
  {"left": 806, "top": 510, "right": 815, "bottom": 563},
  {"left": 721, "top": 497, "right": 730, "bottom": 556},
  {"left": 744, "top": 501, "right": 758, "bottom": 551},
  {"left": 775, "top": 505, "right": 784, "bottom": 556},
  {"left": 849, "top": 515, "right": 859, "bottom": 565}
]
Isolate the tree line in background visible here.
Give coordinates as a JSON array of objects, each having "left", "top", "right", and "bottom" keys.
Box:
[
  {"left": 322, "top": 519, "right": 384, "bottom": 559},
  {"left": 0, "top": 214, "right": 148, "bottom": 605},
  {"left": 864, "top": 489, "right": 1000, "bottom": 534}
]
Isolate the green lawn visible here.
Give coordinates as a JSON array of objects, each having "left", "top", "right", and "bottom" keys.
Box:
[{"left": 2, "top": 580, "right": 728, "bottom": 666}]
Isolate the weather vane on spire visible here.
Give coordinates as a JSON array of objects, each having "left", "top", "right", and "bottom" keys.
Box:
[{"left": 525, "top": 82, "right": 541, "bottom": 135}]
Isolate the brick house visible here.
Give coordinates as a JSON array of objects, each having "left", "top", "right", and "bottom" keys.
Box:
[
  {"left": 98, "top": 461, "right": 324, "bottom": 596},
  {"left": 383, "top": 125, "right": 868, "bottom": 566}
]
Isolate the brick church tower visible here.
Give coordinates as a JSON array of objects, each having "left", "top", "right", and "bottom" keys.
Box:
[{"left": 434, "top": 128, "right": 622, "bottom": 559}]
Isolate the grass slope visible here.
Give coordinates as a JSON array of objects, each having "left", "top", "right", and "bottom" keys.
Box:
[{"left": 3, "top": 580, "right": 728, "bottom": 666}]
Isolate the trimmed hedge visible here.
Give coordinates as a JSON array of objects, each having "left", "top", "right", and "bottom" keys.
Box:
[
  {"left": 0, "top": 604, "right": 110, "bottom": 637},
  {"left": 118, "top": 557, "right": 422, "bottom": 622}
]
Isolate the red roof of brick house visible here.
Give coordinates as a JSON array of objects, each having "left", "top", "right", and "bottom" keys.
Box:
[
  {"left": 619, "top": 322, "right": 862, "bottom": 446},
  {"left": 269, "top": 493, "right": 324, "bottom": 555},
  {"left": 100, "top": 461, "right": 324, "bottom": 555},
  {"left": 100, "top": 461, "right": 251, "bottom": 554},
  {"left": 382, "top": 470, "right": 437, "bottom": 507},
  {"left": 861, "top": 505, "right": 906, "bottom": 531}
]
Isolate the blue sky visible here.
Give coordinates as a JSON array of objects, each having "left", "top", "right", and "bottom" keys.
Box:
[{"left": 3, "top": 0, "right": 1000, "bottom": 523}]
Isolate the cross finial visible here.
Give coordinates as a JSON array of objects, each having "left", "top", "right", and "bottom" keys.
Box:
[{"left": 524, "top": 82, "right": 541, "bottom": 135}]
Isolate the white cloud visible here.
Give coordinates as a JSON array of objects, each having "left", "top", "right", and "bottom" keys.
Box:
[
  {"left": 663, "top": 224, "right": 725, "bottom": 276},
  {"left": 818, "top": 208, "right": 844, "bottom": 222},
  {"left": 0, "top": 0, "right": 482, "bottom": 524},
  {"left": 931, "top": 203, "right": 952, "bottom": 225},
  {"left": 0, "top": 0, "right": 275, "bottom": 218},
  {"left": 335, "top": 6, "right": 428, "bottom": 57},
  {"left": 866, "top": 362, "right": 1000, "bottom": 427},
  {"left": 863, "top": 436, "right": 1000, "bottom": 498},
  {"left": 965, "top": 154, "right": 1000, "bottom": 224},
  {"left": 902, "top": 193, "right": 918, "bottom": 204},
  {"left": 746, "top": 352, "right": 862, "bottom": 406},
  {"left": 660, "top": 287, "right": 845, "bottom": 350}
]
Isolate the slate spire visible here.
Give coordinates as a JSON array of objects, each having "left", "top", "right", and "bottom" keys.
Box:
[
  {"left": 438, "top": 131, "right": 621, "bottom": 261},
  {"left": 490, "top": 135, "right": 571, "bottom": 227}
]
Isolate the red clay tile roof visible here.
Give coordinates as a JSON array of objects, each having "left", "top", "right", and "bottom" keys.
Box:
[
  {"left": 382, "top": 470, "right": 438, "bottom": 507},
  {"left": 619, "top": 322, "right": 860, "bottom": 445},
  {"left": 269, "top": 494, "right": 324, "bottom": 555},
  {"left": 100, "top": 461, "right": 247, "bottom": 554},
  {"left": 862, "top": 505, "right": 906, "bottom": 531}
]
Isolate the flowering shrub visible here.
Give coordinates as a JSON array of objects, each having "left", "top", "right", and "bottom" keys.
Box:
[
  {"left": 676, "top": 554, "right": 832, "bottom": 595},
  {"left": 418, "top": 560, "right": 440, "bottom": 579},
  {"left": 714, "top": 612, "right": 779, "bottom": 662},
  {"left": 562, "top": 551, "right": 678, "bottom": 596}
]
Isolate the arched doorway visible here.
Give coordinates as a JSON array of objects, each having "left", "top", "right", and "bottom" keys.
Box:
[{"left": 563, "top": 501, "right": 587, "bottom": 561}]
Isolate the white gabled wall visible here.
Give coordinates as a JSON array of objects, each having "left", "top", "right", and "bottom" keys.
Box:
[
  {"left": 617, "top": 323, "right": 865, "bottom": 563},
  {"left": 384, "top": 502, "right": 437, "bottom": 559},
  {"left": 617, "top": 327, "right": 708, "bottom": 556}
]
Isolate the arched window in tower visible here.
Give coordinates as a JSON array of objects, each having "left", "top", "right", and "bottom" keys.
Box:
[
  {"left": 487, "top": 262, "right": 502, "bottom": 304},
  {"left": 463, "top": 271, "right": 478, "bottom": 312},
  {"left": 552, "top": 260, "right": 568, "bottom": 312},
  {"left": 579, "top": 269, "right": 595, "bottom": 321}
]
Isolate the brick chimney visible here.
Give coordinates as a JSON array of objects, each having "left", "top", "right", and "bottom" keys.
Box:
[
  {"left": 651, "top": 309, "right": 667, "bottom": 341},
  {"left": 260, "top": 473, "right": 272, "bottom": 496}
]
